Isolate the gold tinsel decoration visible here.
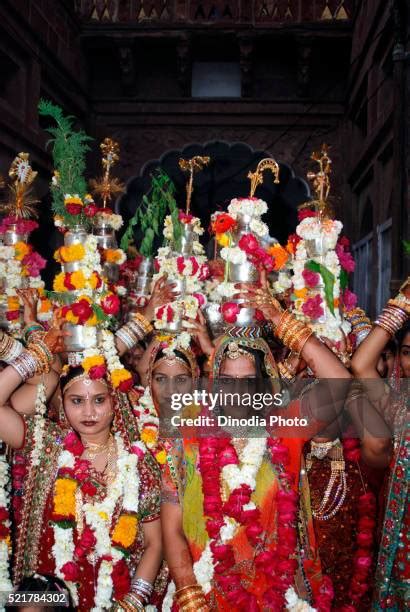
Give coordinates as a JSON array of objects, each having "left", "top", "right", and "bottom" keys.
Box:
[
  {"left": 179, "top": 156, "right": 210, "bottom": 214},
  {"left": 0, "top": 153, "right": 39, "bottom": 219},
  {"left": 89, "top": 138, "right": 125, "bottom": 207}
]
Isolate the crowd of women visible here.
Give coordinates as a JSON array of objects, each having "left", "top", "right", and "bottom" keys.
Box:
[{"left": 0, "top": 266, "right": 407, "bottom": 612}]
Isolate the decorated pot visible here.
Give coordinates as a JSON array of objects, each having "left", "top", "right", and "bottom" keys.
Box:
[
  {"left": 305, "top": 235, "right": 326, "bottom": 259},
  {"left": 228, "top": 260, "right": 258, "bottom": 283},
  {"left": 93, "top": 221, "right": 117, "bottom": 250},
  {"left": 180, "top": 224, "right": 194, "bottom": 256},
  {"left": 62, "top": 261, "right": 82, "bottom": 273},
  {"left": 64, "top": 225, "right": 88, "bottom": 247},
  {"left": 4, "top": 224, "right": 29, "bottom": 246},
  {"left": 134, "top": 258, "right": 154, "bottom": 297},
  {"left": 233, "top": 213, "right": 252, "bottom": 239},
  {"left": 63, "top": 323, "right": 100, "bottom": 352}
]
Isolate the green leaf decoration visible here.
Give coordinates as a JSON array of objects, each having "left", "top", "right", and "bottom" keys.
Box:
[
  {"left": 306, "top": 260, "right": 336, "bottom": 315},
  {"left": 339, "top": 269, "right": 349, "bottom": 291},
  {"left": 38, "top": 99, "right": 93, "bottom": 229},
  {"left": 120, "top": 169, "right": 179, "bottom": 256},
  {"left": 403, "top": 240, "right": 410, "bottom": 255}
]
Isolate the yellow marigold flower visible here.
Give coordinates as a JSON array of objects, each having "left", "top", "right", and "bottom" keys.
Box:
[
  {"left": 82, "top": 355, "right": 105, "bottom": 373},
  {"left": 88, "top": 272, "right": 100, "bottom": 289},
  {"left": 39, "top": 298, "right": 52, "bottom": 313},
  {"left": 70, "top": 270, "right": 86, "bottom": 290},
  {"left": 294, "top": 288, "right": 308, "bottom": 299},
  {"left": 140, "top": 427, "right": 158, "bottom": 447},
  {"left": 268, "top": 244, "right": 289, "bottom": 271},
  {"left": 53, "top": 272, "right": 67, "bottom": 293},
  {"left": 14, "top": 242, "right": 30, "bottom": 261},
  {"left": 98, "top": 511, "right": 109, "bottom": 521},
  {"left": 157, "top": 334, "right": 172, "bottom": 343},
  {"left": 64, "top": 195, "right": 83, "bottom": 206},
  {"left": 112, "top": 514, "right": 138, "bottom": 549},
  {"left": 104, "top": 249, "right": 122, "bottom": 264},
  {"left": 7, "top": 296, "right": 20, "bottom": 311},
  {"left": 53, "top": 478, "right": 77, "bottom": 517},
  {"left": 59, "top": 244, "right": 85, "bottom": 263},
  {"left": 85, "top": 313, "right": 98, "bottom": 327},
  {"left": 155, "top": 450, "right": 167, "bottom": 465},
  {"left": 216, "top": 233, "right": 230, "bottom": 247},
  {"left": 111, "top": 368, "right": 132, "bottom": 388},
  {"left": 65, "top": 310, "right": 79, "bottom": 325}
]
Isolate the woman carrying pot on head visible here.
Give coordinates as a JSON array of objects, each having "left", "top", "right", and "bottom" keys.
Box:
[
  {"left": 160, "top": 269, "right": 352, "bottom": 612},
  {"left": 0, "top": 324, "right": 164, "bottom": 612}
]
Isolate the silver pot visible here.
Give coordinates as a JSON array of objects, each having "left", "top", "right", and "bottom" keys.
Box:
[
  {"left": 133, "top": 258, "right": 154, "bottom": 296},
  {"left": 163, "top": 318, "right": 182, "bottom": 333},
  {"left": 171, "top": 278, "right": 186, "bottom": 298},
  {"left": 62, "top": 261, "right": 82, "bottom": 273},
  {"left": 305, "top": 236, "right": 326, "bottom": 258},
  {"left": 233, "top": 213, "right": 252, "bottom": 240},
  {"left": 139, "top": 258, "right": 154, "bottom": 277},
  {"left": 179, "top": 224, "right": 194, "bottom": 256},
  {"left": 64, "top": 225, "right": 88, "bottom": 246},
  {"left": 93, "top": 223, "right": 117, "bottom": 249},
  {"left": 63, "top": 323, "right": 100, "bottom": 352},
  {"left": 4, "top": 224, "right": 29, "bottom": 246},
  {"left": 228, "top": 260, "right": 258, "bottom": 283}
]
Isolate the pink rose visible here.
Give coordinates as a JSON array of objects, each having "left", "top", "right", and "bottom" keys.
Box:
[
  {"left": 302, "top": 268, "right": 320, "bottom": 287},
  {"left": 221, "top": 301, "right": 240, "bottom": 324},
  {"left": 302, "top": 294, "right": 324, "bottom": 320},
  {"left": 61, "top": 561, "right": 79, "bottom": 582},
  {"left": 342, "top": 288, "right": 358, "bottom": 310},
  {"left": 239, "top": 233, "right": 259, "bottom": 254}
]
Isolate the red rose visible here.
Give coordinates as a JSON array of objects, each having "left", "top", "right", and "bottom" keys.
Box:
[
  {"left": 101, "top": 293, "right": 120, "bottom": 316},
  {"left": 80, "top": 481, "right": 98, "bottom": 497},
  {"left": 239, "top": 233, "right": 259, "bottom": 254},
  {"left": 61, "top": 561, "right": 79, "bottom": 582},
  {"left": 0, "top": 508, "right": 9, "bottom": 521},
  {"left": 112, "top": 559, "right": 131, "bottom": 601},
  {"left": 84, "top": 204, "right": 99, "bottom": 217},
  {"left": 199, "top": 263, "right": 210, "bottom": 280},
  {"left": 6, "top": 311, "right": 20, "bottom": 321},
  {"left": 220, "top": 301, "right": 240, "bottom": 324},
  {"left": 79, "top": 525, "right": 96, "bottom": 549},
  {"left": 89, "top": 364, "right": 107, "bottom": 380},
  {"left": 71, "top": 299, "right": 93, "bottom": 325},
  {"left": 193, "top": 292, "right": 206, "bottom": 307},
  {"left": 176, "top": 257, "right": 185, "bottom": 275},
  {"left": 208, "top": 259, "right": 225, "bottom": 279},
  {"left": 119, "top": 377, "right": 133, "bottom": 393},
  {"left": 188, "top": 257, "right": 199, "bottom": 275},
  {"left": 64, "top": 432, "right": 84, "bottom": 456},
  {"left": 65, "top": 204, "right": 82, "bottom": 216},
  {"left": 357, "top": 530, "right": 374, "bottom": 547},
  {"left": 298, "top": 209, "right": 317, "bottom": 221}
]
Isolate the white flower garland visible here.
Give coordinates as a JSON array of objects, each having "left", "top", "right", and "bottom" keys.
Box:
[
  {"left": 285, "top": 587, "right": 316, "bottom": 611},
  {"left": 220, "top": 246, "right": 247, "bottom": 265},
  {"left": 0, "top": 452, "right": 12, "bottom": 601},
  {"left": 30, "top": 382, "right": 47, "bottom": 468},
  {"left": 52, "top": 432, "right": 144, "bottom": 610},
  {"left": 228, "top": 198, "right": 268, "bottom": 218}
]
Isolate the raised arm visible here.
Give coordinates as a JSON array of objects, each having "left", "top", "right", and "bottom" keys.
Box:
[{"left": 115, "top": 275, "right": 176, "bottom": 356}]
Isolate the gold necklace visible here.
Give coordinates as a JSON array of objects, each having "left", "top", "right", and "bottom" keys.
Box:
[
  {"left": 83, "top": 434, "right": 112, "bottom": 461},
  {"left": 306, "top": 440, "right": 347, "bottom": 521}
]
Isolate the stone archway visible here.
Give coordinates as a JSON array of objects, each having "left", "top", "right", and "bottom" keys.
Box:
[{"left": 117, "top": 140, "right": 310, "bottom": 249}]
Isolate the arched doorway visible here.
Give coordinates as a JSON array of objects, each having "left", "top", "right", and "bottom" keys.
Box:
[{"left": 117, "top": 140, "right": 310, "bottom": 249}]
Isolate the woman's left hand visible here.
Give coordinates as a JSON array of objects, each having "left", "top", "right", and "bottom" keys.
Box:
[
  {"left": 16, "top": 288, "right": 39, "bottom": 325},
  {"left": 43, "top": 313, "right": 69, "bottom": 354},
  {"left": 234, "top": 269, "right": 283, "bottom": 325},
  {"left": 183, "top": 309, "right": 214, "bottom": 356}
]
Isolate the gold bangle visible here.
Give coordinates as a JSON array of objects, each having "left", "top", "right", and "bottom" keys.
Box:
[{"left": 133, "top": 312, "right": 154, "bottom": 335}]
